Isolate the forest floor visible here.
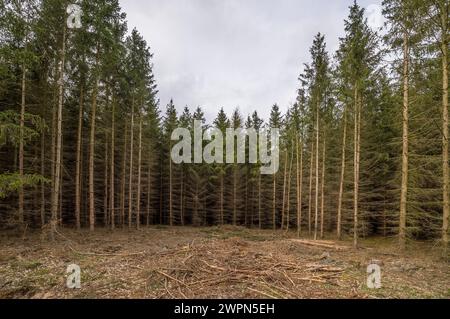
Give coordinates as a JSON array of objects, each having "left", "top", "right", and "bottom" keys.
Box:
[{"left": 0, "top": 226, "right": 449, "bottom": 299}]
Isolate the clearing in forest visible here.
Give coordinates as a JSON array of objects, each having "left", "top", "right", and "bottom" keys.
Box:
[{"left": 0, "top": 227, "right": 449, "bottom": 299}]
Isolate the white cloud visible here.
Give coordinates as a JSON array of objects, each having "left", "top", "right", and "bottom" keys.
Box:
[{"left": 120, "top": 0, "right": 382, "bottom": 122}]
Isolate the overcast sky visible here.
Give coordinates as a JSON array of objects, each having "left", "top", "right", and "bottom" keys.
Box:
[{"left": 119, "top": 0, "right": 383, "bottom": 122}]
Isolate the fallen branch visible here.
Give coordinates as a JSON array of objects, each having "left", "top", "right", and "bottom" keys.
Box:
[{"left": 290, "top": 239, "right": 350, "bottom": 251}]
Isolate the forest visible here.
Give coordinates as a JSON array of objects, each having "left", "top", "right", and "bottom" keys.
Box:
[{"left": 0, "top": 0, "right": 448, "bottom": 299}]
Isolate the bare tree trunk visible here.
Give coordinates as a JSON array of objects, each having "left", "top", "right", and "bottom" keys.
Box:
[
  {"left": 286, "top": 148, "right": 294, "bottom": 231},
  {"left": 320, "top": 137, "right": 326, "bottom": 239},
  {"left": 88, "top": 78, "right": 98, "bottom": 232},
  {"left": 297, "top": 138, "right": 303, "bottom": 237},
  {"left": 272, "top": 169, "right": 277, "bottom": 230},
  {"left": 40, "top": 132, "right": 45, "bottom": 227},
  {"left": 179, "top": 167, "right": 183, "bottom": 226},
  {"left": 120, "top": 123, "right": 128, "bottom": 228},
  {"left": 104, "top": 138, "right": 109, "bottom": 227},
  {"left": 441, "top": 11, "right": 449, "bottom": 248},
  {"left": 251, "top": 186, "right": 255, "bottom": 227},
  {"left": 19, "top": 64, "right": 26, "bottom": 228},
  {"left": 337, "top": 104, "right": 347, "bottom": 240},
  {"left": 245, "top": 170, "right": 249, "bottom": 227},
  {"left": 75, "top": 86, "right": 84, "bottom": 230},
  {"left": 128, "top": 101, "right": 135, "bottom": 229},
  {"left": 281, "top": 150, "right": 288, "bottom": 230},
  {"left": 194, "top": 184, "right": 199, "bottom": 225},
  {"left": 50, "top": 26, "right": 66, "bottom": 238},
  {"left": 159, "top": 168, "right": 163, "bottom": 224},
  {"left": 399, "top": 32, "right": 410, "bottom": 248},
  {"left": 353, "top": 85, "right": 361, "bottom": 248},
  {"left": 314, "top": 103, "right": 320, "bottom": 240},
  {"left": 50, "top": 93, "right": 56, "bottom": 198},
  {"left": 233, "top": 165, "right": 237, "bottom": 226},
  {"left": 169, "top": 143, "right": 173, "bottom": 227},
  {"left": 136, "top": 118, "right": 143, "bottom": 229},
  {"left": 59, "top": 158, "right": 63, "bottom": 227},
  {"left": 110, "top": 95, "right": 115, "bottom": 230},
  {"left": 88, "top": 44, "right": 100, "bottom": 232},
  {"left": 220, "top": 172, "right": 224, "bottom": 225},
  {"left": 147, "top": 159, "right": 152, "bottom": 226},
  {"left": 258, "top": 173, "right": 262, "bottom": 229},
  {"left": 308, "top": 141, "right": 314, "bottom": 236}
]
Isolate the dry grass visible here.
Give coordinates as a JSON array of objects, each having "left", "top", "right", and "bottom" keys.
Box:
[{"left": 0, "top": 226, "right": 448, "bottom": 299}]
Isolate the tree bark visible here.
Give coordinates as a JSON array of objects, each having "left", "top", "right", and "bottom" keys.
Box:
[
  {"left": 233, "top": 165, "right": 237, "bottom": 226},
  {"left": 220, "top": 172, "right": 224, "bottom": 225},
  {"left": 180, "top": 167, "right": 184, "bottom": 226},
  {"left": 281, "top": 150, "right": 288, "bottom": 230},
  {"left": 314, "top": 102, "right": 320, "bottom": 240},
  {"left": 320, "top": 137, "right": 326, "bottom": 239},
  {"left": 169, "top": 141, "right": 173, "bottom": 226},
  {"left": 441, "top": 7, "right": 449, "bottom": 248},
  {"left": 353, "top": 85, "right": 361, "bottom": 248},
  {"left": 120, "top": 122, "right": 128, "bottom": 227},
  {"left": 136, "top": 118, "right": 143, "bottom": 229},
  {"left": 399, "top": 32, "right": 410, "bottom": 248},
  {"left": 104, "top": 138, "right": 108, "bottom": 226},
  {"left": 308, "top": 140, "right": 314, "bottom": 236},
  {"left": 147, "top": 159, "right": 152, "bottom": 226},
  {"left": 110, "top": 95, "right": 115, "bottom": 230},
  {"left": 297, "top": 138, "right": 303, "bottom": 237},
  {"left": 337, "top": 104, "right": 347, "bottom": 240},
  {"left": 51, "top": 25, "right": 66, "bottom": 238},
  {"left": 272, "top": 167, "right": 277, "bottom": 230},
  {"left": 286, "top": 148, "right": 294, "bottom": 231},
  {"left": 88, "top": 44, "right": 100, "bottom": 232},
  {"left": 128, "top": 101, "right": 135, "bottom": 228},
  {"left": 19, "top": 63, "right": 26, "bottom": 228},
  {"left": 75, "top": 86, "right": 84, "bottom": 230},
  {"left": 40, "top": 131, "right": 45, "bottom": 227}
]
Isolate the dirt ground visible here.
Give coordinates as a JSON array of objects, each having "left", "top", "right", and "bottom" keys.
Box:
[{"left": 0, "top": 226, "right": 448, "bottom": 299}]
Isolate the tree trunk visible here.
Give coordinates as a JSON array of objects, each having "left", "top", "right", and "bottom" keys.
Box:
[
  {"left": 320, "top": 137, "right": 326, "bottom": 239},
  {"left": 128, "top": 101, "right": 135, "bottom": 228},
  {"left": 110, "top": 95, "right": 115, "bottom": 230},
  {"left": 136, "top": 118, "right": 143, "bottom": 229},
  {"left": 399, "top": 32, "right": 410, "bottom": 248},
  {"left": 120, "top": 122, "right": 128, "bottom": 227},
  {"left": 353, "top": 85, "right": 361, "bottom": 248},
  {"left": 88, "top": 44, "right": 100, "bottom": 232},
  {"left": 258, "top": 173, "right": 262, "bottom": 229},
  {"left": 51, "top": 25, "right": 66, "bottom": 238},
  {"left": 104, "top": 138, "right": 109, "bottom": 226},
  {"left": 233, "top": 165, "right": 237, "bottom": 226},
  {"left": 297, "top": 138, "right": 303, "bottom": 237},
  {"left": 337, "top": 104, "right": 347, "bottom": 240},
  {"left": 169, "top": 142, "right": 173, "bottom": 226},
  {"left": 281, "top": 150, "right": 288, "bottom": 230},
  {"left": 40, "top": 131, "right": 45, "bottom": 227},
  {"left": 147, "top": 159, "right": 152, "bottom": 226},
  {"left": 19, "top": 63, "right": 26, "bottom": 228},
  {"left": 286, "top": 148, "right": 294, "bottom": 231},
  {"left": 272, "top": 168, "right": 277, "bottom": 230},
  {"left": 220, "top": 172, "right": 224, "bottom": 225},
  {"left": 441, "top": 10, "right": 449, "bottom": 248},
  {"left": 75, "top": 86, "right": 84, "bottom": 230},
  {"left": 308, "top": 140, "right": 314, "bottom": 236},
  {"left": 179, "top": 168, "right": 184, "bottom": 226},
  {"left": 314, "top": 103, "right": 320, "bottom": 240}
]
